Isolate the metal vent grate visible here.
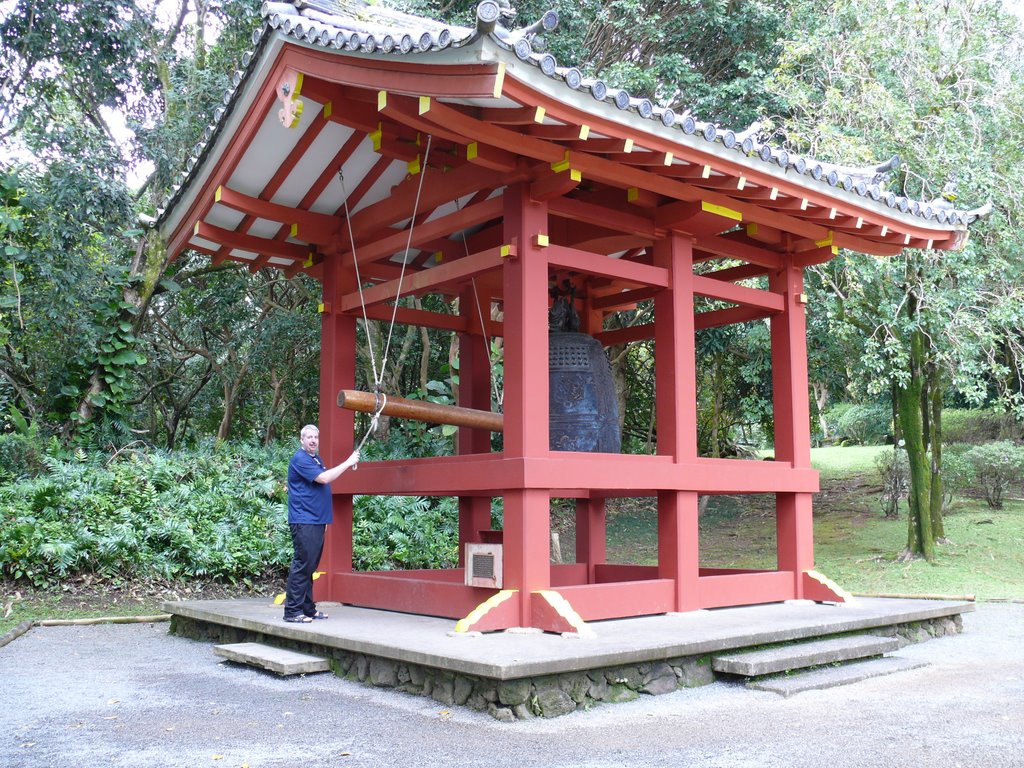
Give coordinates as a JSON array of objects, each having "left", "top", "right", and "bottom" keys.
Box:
[{"left": 465, "top": 543, "right": 503, "bottom": 588}]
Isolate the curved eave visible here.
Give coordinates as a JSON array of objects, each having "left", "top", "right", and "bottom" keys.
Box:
[{"left": 159, "top": 22, "right": 976, "bottom": 281}]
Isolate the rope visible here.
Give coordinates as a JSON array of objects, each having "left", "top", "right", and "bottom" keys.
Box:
[{"left": 337, "top": 135, "right": 434, "bottom": 448}]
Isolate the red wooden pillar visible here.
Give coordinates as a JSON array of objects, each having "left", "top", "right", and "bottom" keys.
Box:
[
  {"left": 576, "top": 286, "right": 606, "bottom": 580},
  {"left": 502, "top": 183, "right": 551, "bottom": 624},
  {"left": 575, "top": 497, "right": 606, "bottom": 581},
  {"left": 456, "top": 286, "right": 493, "bottom": 566},
  {"left": 654, "top": 232, "right": 700, "bottom": 611},
  {"left": 769, "top": 261, "right": 815, "bottom": 595},
  {"left": 318, "top": 251, "right": 358, "bottom": 602}
]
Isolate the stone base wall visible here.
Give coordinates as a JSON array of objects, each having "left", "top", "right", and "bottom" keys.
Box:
[{"left": 171, "top": 612, "right": 961, "bottom": 721}]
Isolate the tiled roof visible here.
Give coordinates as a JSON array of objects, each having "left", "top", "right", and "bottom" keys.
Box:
[{"left": 158, "top": 0, "right": 988, "bottom": 231}]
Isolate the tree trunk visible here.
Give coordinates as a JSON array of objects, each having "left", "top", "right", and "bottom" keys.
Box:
[
  {"left": 897, "top": 328, "right": 934, "bottom": 561},
  {"left": 812, "top": 381, "right": 830, "bottom": 440},
  {"left": 928, "top": 363, "right": 946, "bottom": 541}
]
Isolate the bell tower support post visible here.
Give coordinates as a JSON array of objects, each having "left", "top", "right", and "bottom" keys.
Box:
[
  {"left": 654, "top": 231, "right": 700, "bottom": 612},
  {"left": 319, "top": 250, "right": 358, "bottom": 602},
  {"left": 769, "top": 261, "right": 815, "bottom": 597},
  {"left": 456, "top": 285, "right": 494, "bottom": 564},
  {"left": 502, "top": 183, "right": 552, "bottom": 625}
]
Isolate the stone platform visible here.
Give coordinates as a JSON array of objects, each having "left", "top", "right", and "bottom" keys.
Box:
[{"left": 164, "top": 596, "right": 972, "bottom": 720}]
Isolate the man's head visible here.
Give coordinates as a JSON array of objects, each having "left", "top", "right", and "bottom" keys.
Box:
[{"left": 300, "top": 424, "right": 319, "bottom": 455}]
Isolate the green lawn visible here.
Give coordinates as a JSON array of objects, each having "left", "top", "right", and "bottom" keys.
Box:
[{"left": 568, "top": 445, "right": 1024, "bottom": 601}]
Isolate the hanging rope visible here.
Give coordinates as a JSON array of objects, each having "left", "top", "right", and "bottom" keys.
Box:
[{"left": 337, "top": 134, "right": 434, "bottom": 448}]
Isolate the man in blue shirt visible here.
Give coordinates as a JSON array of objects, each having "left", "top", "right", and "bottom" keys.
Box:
[{"left": 283, "top": 424, "right": 360, "bottom": 623}]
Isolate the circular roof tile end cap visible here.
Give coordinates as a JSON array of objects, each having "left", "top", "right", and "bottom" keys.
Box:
[
  {"left": 613, "top": 89, "right": 630, "bottom": 110},
  {"left": 477, "top": 0, "right": 500, "bottom": 33},
  {"left": 438, "top": 28, "right": 453, "bottom": 48},
  {"left": 722, "top": 130, "right": 737, "bottom": 149},
  {"left": 794, "top": 156, "right": 807, "bottom": 175},
  {"left": 659, "top": 107, "right": 676, "bottom": 127},
  {"left": 417, "top": 32, "right": 432, "bottom": 51},
  {"left": 682, "top": 115, "right": 697, "bottom": 135},
  {"left": 869, "top": 183, "right": 882, "bottom": 200},
  {"left": 811, "top": 163, "right": 824, "bottom": 181},
  {"left": 826, "top": 169, "right": 840, "bottom": 187},
  {"left": 741, "top": 136, "right": 755, "bottom": 154},
  {"left": 842, "top": 174, "right": 854, "bottom": 191},
  {"left": 399, "top": 33, "right": 414, "bottom": 53},
  {"left": 776, "top": 149, "right": 790, "bottom": 168},
  {"left": 702, "top": 123, "right": 717, "bottom": 142},
  {"left": 636, "top": 99, "right": 654, "bottom": 119},
  {"left": 885, "top": 192, "right": 898, "bottom": 208},
  {"left": 759, "top": 144, "right": 773, "bottom": 163},
  {"left": 514, "top": 37, "right": 532, "bottom": 60},
  {"left": 590, "top": 80, "right": 608, "bottom": 101},
  {"left": 565, "top": 68, "right": 583, "bottom": 90},
  {"left": 542, "top": 10, "right": 559, "bottom": 31},
  {"left": 540, "top": 53, "right": 557, "bottom": 76}
]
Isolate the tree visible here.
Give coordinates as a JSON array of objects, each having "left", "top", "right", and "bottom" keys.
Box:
[{"left": 771, "top": 0, "right": 1024, "bottom": 559}]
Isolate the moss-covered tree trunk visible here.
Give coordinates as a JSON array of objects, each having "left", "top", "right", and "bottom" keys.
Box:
[
  {"left": 928, "top": 362, "right": 946, "bottom": 541},
  {"left": 897, "top": 327, "right": 934, "bottom": 560}
]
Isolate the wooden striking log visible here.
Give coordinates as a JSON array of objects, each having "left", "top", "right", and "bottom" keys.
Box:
[{"left": 337, "top": 389, "right": 503, "bottom": 432}]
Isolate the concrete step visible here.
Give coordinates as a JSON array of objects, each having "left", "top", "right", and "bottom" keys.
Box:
[
  {"left": 712, "top": 634, "right": 901, "bottom": 676},
  {"left": 748, "top": 656, "right": 928, "bottom": 697},
  {"left": 214, "top": 642, "right": 331, "bottom": 676}
]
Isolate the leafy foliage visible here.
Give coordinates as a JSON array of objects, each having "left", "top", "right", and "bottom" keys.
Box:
[{"left": 964, "top": 441, "right": 1024, "bottom": 510}]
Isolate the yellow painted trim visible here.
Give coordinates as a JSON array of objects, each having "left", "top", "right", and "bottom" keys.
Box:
[
  {"left": 370, "top": 122, "right": 382, "bottom": 152},
  {"left": 493, "top": 62, "right": 506, "bottom": 98},
  {"left": 747, "top": 223, "right": 759, "bottom": 237},
  {"left": 701, "top": 201, "right": 742, "bottom": 222},
  {"left": 551, "top": 150, "right": 571, "bottom": 173},
  {"left": 881, "top": 225, "right": 888, "bottom": 237},
  {"left": 500, "top": 244, "right": 512, "bottom": 258},
  {"left": 322, "top": 101, "right": 332, "bottom": 120},
  {"left": 317, "top": 303, "right": 325, "bottom": 314},
  {"left": 569, "top": 168, "right": 581, "bottom": 182},
  {"left": 214, "top": 186, "right": 223, "bottom": 203},
  {"left": 290, "top": 223, "right": 299, "bottom": 238},
  {"left": 627, "top": 187, "right": 639, "bottom": 203},
  {"left": 664, "top": 152, "right": 673, "bottom": 166},
  {"left": 855, "top": 217, "right": 864, "bottom": 228},
  {"left": 407, "top": 156, "right": 421, "bottom": 175},
  {"left": 769, "top": 187, "right": 779, "bottom": 200},
  {"left": 288, "top": 100, "right": 304, "bottom": 129},
  {"left": 304, "top": 254, "right": 314, "bottom": 268},
  {"left": 798, "top": 293, "right": 808, "bottom": 304},
  {"left": 737, "top": 176, "right": 746, "bottom": 190},
  {"left": 814, "top": 231, "right": 834, "bottom": 247},
  {"left": 534, "top": 106, "right": 545, "bottom": 123},
  {"left": 829, "top": 207, "right": 837, "bottom": 219},
  {"left": 377, "top": 90, "right": 387, "bottom": 110},
  {"left": 419, "top": 95, "right": 430, "bottom": 115},
  {"left": 534, "top": 590, "right": 593, "bottom": 636},
  {"left": 433, "top": 251, "right": 443, "bottom": 264},
  {"left": 579, "top": 124, "right": 590, "bottom": 140},
  {"left": 831, "top": 246, "right": 839, "bottom": 255},
  {"left": 535, "top": 233, "right": 549, "bottom": 247},
  {"left": 702, "top": 164, "right": 711, "bottom": 178},
  {"left": 193, "top": 221, "right": 200, "bottom": 235},
  {"left": 927, "top": 239, "right": 934, "bottom": 249},
  {"left": 904, "top": 233, "right": 912, "bottom": 245},
  {"left": 805, "top": 570, "right": 855, "bottom": 603},
  {"left": 800, "top": 198, "right": 809, "bottom": 210},
  {"left": 623, "top": 138, "right": 634, "bottom": 153},
  {"left": 454, "top": 589, "right": 517, "bottom": 633},
  {"left": 293, "top": 72, "right": 304, "bottom": 98},
  {"left": 467, "top": 142, "right": 478, "bottom": 161}
]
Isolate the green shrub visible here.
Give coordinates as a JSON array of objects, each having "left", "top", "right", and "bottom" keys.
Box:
[
  {"left": 0, "top": 441, "right": 463, "bottom": 588},
  {"left": 943, "top": 409, "right": 1024, "bottom": 444},
  {"left": 835, "top": 404, "right": 891, "bottom": 445},
  {"left": 964, "top": 441, "right": 1024, "bottom": 509},
  {"left": 939, "top": 444, "right": 976, "bottom": 512},
  {"left": 0, "top": 433, "right": 47, "bottom": 481},
  {"left": 822, "top": 402, "right": 854, "bottom": 442},
  {"left": 874, "top": 446, "right": 908, "bottom": 519}
]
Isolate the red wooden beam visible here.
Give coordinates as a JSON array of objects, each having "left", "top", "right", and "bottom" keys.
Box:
[
  {"left": 339, "top": 245, "right": 509, "bottom": 311},
  {"left": 694, "top": 304, "right": 778, "bottom": 330},
  {"left": 691, "top": 274, "right": 784, "bottom": 311},
  {"left": 546, "top": 244, "right": 669, "bottom": 287},
  {"left": 193, "top": 221, "right": 310, "bottom": 262},
  {"left": 213, "top": 186, "right": 339, "bottom": 243}
]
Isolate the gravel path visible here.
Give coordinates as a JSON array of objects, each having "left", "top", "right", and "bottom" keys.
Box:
[{"left": 2, "top": 602, "right": 1021, "bottom": 768}]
